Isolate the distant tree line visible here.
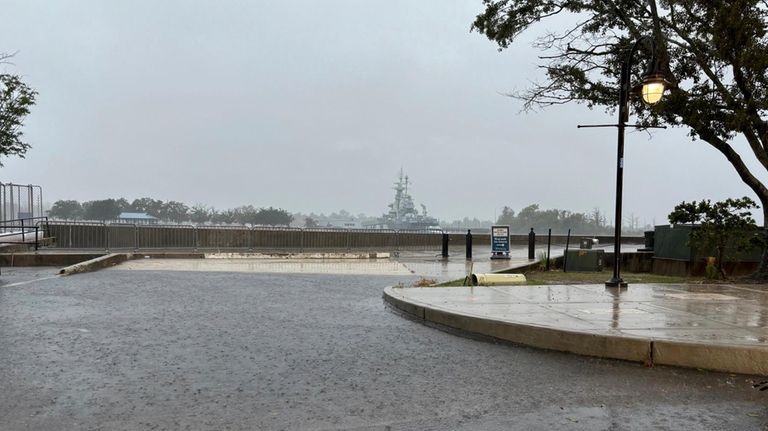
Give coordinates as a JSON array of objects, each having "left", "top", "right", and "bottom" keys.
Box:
[
  {"left": 496, "top": 204, "right": 618, "bottom": 235},
  {"left": 440, "top": 217, "right": 495, "bottom": 231},
  {"left": 47, "top": 198, "right": 293, "bottom": 226},
  {"left": 290, "top": 209, "right": 381, "bottom": 228}
]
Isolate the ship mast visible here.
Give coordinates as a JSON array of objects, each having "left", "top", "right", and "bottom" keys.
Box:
[{"left": 382, "top": 169, "right": 437, "bottom": 229}]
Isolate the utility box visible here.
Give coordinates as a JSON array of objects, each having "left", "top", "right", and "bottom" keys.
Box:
[
  {"left": 565, "top": 249, "right": 604, "bottom": 272},
  {"left": 580, "top": 238, "right": 598, "bottom": 249}
]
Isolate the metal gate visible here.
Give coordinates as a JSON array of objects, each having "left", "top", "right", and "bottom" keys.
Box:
[{"left": 0, "top": 183, "right": 43, "bottom": 232}]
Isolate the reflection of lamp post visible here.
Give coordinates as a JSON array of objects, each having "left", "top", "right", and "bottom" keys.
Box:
[{"left": 605, "top": 36, "right": 671, "bottom": 288}]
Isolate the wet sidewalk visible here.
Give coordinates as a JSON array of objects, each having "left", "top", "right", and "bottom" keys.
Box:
[
  {"left": 395, "top": 243, "right": 642, "bottom": 282},
  {"left": 107, "top": 247, "right": 542, "bottom": 279},
  {"left": 384, "top": 283, "right": 768, "bottom": 375}
]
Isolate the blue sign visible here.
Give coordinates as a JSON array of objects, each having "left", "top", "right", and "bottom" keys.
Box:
[{"left": 491, "top": 226, "right": 510, "bottom": 253}]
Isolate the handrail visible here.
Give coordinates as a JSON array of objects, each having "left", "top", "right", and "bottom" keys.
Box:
[
  {"left": 0, "top": 224, "right": 41, "bottom": 250},
  {"left": 1, "top": 216, "right": 48, "bottom": 224}
]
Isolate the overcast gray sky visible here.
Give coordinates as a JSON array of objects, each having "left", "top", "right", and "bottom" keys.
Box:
[{"left": 1, "top": 0, "right": 763, "bottom": 224}]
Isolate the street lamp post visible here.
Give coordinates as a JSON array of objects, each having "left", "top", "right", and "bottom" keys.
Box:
[{"left": 604, "top": 36, "right": 671, "bottom": 288}]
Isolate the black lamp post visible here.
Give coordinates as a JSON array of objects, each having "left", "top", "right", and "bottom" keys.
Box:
[{"left": 605, "top": 36, "right": 671, "bottom": 288}]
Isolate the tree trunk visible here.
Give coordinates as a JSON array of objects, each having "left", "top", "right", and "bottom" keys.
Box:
[{"left": 717, "top": 247, "right": 727, "bottom": 280}]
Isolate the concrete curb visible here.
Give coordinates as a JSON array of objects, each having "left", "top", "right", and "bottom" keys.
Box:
[
  {"left": 653, "top": 340, "right": 768, "bottom": 376},
  {"left": 383, "top": 286, "right": 768, "bottom": 375},
  {"left": 0, "top": 253, "right": 107, "bottom": 267},
  {"left": 59, "top": 253, "right": 132, "bottom": 275},
  {"left": 205, "top": 252, "right": 390, "bottom": 259}
]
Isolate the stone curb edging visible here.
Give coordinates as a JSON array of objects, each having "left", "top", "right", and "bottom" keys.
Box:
[
  {"left": 383, "top": 287, "right": 768, "bottom": 376},
  {"left": 652, "top": 341, "right": 768, "bottom": 375},
  {"left": 49, "top": 251, "right": 385, "bottom": 275},
  {"left": 205, "top": 252, "right": 390, "bottom": 259},
  {"left": 58, "top": 253, "right": 132, "bottom": 275}
]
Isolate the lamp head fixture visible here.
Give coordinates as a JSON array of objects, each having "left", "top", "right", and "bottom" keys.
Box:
[
  {"left": 632, "top": 56, "right": 673, "bottom": 105},
  {"left": 640, "top": 73, "right": 669, "bottom": 104}
]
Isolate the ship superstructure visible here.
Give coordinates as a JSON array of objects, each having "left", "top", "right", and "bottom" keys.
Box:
[{"left": 378, "top": 170, "right": 439, "bottom": 230}]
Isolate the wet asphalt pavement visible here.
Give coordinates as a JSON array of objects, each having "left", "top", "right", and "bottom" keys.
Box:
[{"left": 0, "top": 267, "right": 767, "bottom": 430}]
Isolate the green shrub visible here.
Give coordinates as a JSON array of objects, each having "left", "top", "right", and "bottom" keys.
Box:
[{"left": 537, "top": 251, "right": 549, "bottom": 271}]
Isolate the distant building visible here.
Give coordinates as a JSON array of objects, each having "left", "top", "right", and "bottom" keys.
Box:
[
  {"left": 117, "top": 212, "right": 159, "bottom": 225},
  {"left": 325, "top": 219, "right": 361, "bottom": 229}
]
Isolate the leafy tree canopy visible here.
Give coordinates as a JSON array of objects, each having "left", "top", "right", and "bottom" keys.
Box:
[
  {"left": 304, "top": 217, "right": 319, "bottom": 228},
  {"left": 496, "top": 203, "right": 615, "bottom": 234},
  {"left": 473, "top": 0, "right": 768, "bottom": 273},
  {"left": 189, "top": 204, "right": 213, "bottom": 224},
  {"left": 49, "top": 197, "right": 294, "bottom": 226},
  {"left": 668, "top": 196, "right": 761, "bottom": 277},
  {"left": 48, "top": 200, "right": 83, "bottom": 220},
  {"left": 0, "top": 53, "right": 37, "bottom": 165},
  {"left": 253, "top": 207, "right": 294, "bottom": 226},
  {"left": 82, "top": 199, "right": 125, "bottom": 221}
]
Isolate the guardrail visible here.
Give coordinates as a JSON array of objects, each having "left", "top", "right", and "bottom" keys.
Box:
[
  {"left": 0, "top": 224, "right": 43, "bottom": 250},
  {"left": 0, "top": 216, "right": 48, "bottom": 234},
  {"left": 42, "top": 222, "right": 444, "bottom": 252},
  {"left": 0, "top": 217, "right": 49, "bottom": 250}
]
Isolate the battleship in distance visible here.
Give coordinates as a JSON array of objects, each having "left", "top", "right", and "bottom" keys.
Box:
[{"left": 369, "top": 170, "right": 439, "bottom": 230}]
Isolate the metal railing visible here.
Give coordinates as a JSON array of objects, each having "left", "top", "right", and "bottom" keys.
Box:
[
  {"left": 38, "top": 221, "right": 646, "bottom": 253},
  {"left": 0, "top": 218, "right": 47, "bottom": 250},
  {"left": 43, "top": 221, "right": 444, "bottom": 252}
]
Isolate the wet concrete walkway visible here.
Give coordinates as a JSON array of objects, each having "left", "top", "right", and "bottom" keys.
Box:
[
  {"left": 109, "top": 243, "right": 640, "bottom": 282},
  {"left": 384, "top": 283, "right": 768, "bottom": 375},
  {"left": 110, "top": 250, "right": 536, "bottom": 280}
]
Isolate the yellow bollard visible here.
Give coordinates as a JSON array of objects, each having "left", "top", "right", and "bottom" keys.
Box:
[{"left": 470, "top": 273, "right": 526, "bottom": 286}]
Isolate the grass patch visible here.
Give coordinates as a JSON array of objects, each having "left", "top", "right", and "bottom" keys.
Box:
[
  {"left": 524, "top": 270, "right": 697, "bottom": 285},
  {"left": 435, "top": 271, "right": 699, "bottom": 287},
  {"left": 435, "top": 277, "right": 469, "bottom": 287},
  {"left": 536, "top": 251, "right": 549, "bottom": 271},
  {"left": 412, "top": 277, "right": 438, "bottom": 287}
]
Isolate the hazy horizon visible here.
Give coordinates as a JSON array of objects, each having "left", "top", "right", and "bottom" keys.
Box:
[{"left": 1, "top": 0, "right": 763, "bottom": 224}]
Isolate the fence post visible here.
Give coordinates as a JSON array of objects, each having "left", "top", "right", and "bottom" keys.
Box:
[
  {"left": 528, "top": 228, "right": 536, "bottom": 259},
  {"left": 9, "top": 184, "right": 14, "bottom": 230},
  {"left": 34, "top": 226, "right": 39, "bottom": 251},
  {"left": 106, "top": 223, "right": 110, "bottom": 252},
  {"left": 194, "top": 227, "right": 199, "bottom": 251},
  {"left": 37, "top": 186, "right": 43, "bottom": 220},
  {"left": 441, "top": 232, "right": 449, "bottom": 258},
  {"left": 465, "top": 229, "right": 473, "bottom": 260},
  {"left": 134, "top": 224, "right": 139, "bottom": 252},
  {"left": 346, "top": 229, "right": 351, "bottom": 251},
  {"left": 563, "top": 228, "right": 571, "bottom": 272},
  {"left": 546, "top": 228, "right": 552, "bottom": 271},
  {"left": 300, "top": 228, "right": 304, "bottom": 253},
  {"left": 20, "top": 218, "right": 25, "bottom": 242}
]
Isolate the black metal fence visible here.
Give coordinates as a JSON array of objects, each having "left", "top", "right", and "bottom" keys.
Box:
[
  {"left": 0, "top": 218, "right": 46, "bottom": 250},
  {"left": 43, "top": 221, "right": 442, "bottom": 252}
]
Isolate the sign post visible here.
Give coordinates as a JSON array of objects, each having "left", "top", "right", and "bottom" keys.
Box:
[{"left": 491, "top": 225, "right": 511, "bottom": 260}]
